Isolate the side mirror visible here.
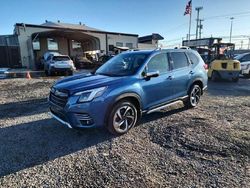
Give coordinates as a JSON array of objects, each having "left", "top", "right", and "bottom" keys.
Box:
[{"left": 145, "top": 71, "right": 159, "bottom": 79}]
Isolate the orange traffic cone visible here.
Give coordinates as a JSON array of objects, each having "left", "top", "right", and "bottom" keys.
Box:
[{"left": 26, "top": 71, "right": 31, "bottom": 79}]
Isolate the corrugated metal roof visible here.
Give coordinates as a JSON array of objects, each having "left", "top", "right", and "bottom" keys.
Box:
[
  {"left": 41, "top": 21, "right": 104, "bottom": 32},
  {"left": 15, "top": 22, "right": 138, "bottom": 37}
]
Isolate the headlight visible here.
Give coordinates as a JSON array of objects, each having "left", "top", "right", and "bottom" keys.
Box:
[
  {"left": 74, "top": 87, "right": 107, "bottom": 103},
  {"left": 241, "top": 65, "right": 247, "bottom": 70}
]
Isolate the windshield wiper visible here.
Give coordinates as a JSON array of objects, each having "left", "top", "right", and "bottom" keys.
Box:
[{"left": 95, "top": 72, "right": 115, "bottom": 76}]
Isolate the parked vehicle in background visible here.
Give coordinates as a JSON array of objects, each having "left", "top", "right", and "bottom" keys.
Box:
[
  {"left": 49, "top": 49, "right": 207, "bottom": 135},
  {"left": 95, "top": 55, "right": 114, "bottom": 67},
  {"left": 44, "top": 55, "right": 75, "bottom": 76},
  {"left": 206, "top": 43, "right": 240, "bottom": 82},
  {"left": 39, "top": 52, "right": 61, "bottom": 70},
  {"left": 74, "top": 55, "right": 93, "bottom": 69},
  {"left": 234, "top": 53, "right": 250, "bottom": 77}
]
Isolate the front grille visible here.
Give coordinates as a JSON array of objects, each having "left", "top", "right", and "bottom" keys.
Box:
[
  {"left": 50, "top": 107, "right": 67, "bottom": 122},
  {"left": 75, "top": 113, "right": 94, "bottom": 126},
  {"left": 50, "top": 92, "right": 68, "bottom": 108}
]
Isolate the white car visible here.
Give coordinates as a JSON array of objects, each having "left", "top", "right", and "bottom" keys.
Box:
[
  {"left": 235, "top": 53, "right": 250, "bottom": 77},
  {"left": 44, "top": 55, "right": 76, "bottom": 76}
]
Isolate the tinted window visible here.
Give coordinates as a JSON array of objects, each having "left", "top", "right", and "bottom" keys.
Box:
[
  {"left": 147, "top": 53, "right": 169, "bottom": 74},
  {"left": 53, "top": 56, "right": 70, "bottom": 61},
  {"left": 171, "top": 52, "right": 189, "bottom": 69},
  {"left": 187, "top": 52, "right": 199, "bottom": 65}
]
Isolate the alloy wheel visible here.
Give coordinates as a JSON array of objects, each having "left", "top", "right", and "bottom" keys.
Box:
[
  {"left": 113, "top": 105, "right": 137, "bottom": 134},
  {"left": 190, "top": 86, "right": 201, "bottom": 106}
]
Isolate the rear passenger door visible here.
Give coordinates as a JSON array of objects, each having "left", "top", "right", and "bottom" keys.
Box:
[{"left": 169, "top": 52, "right": 191, "bottom": 98}]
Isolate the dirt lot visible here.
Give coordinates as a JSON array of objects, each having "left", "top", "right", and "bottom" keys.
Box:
[{"left": 0, "top": 77, "right": 249, "bottom": 187}]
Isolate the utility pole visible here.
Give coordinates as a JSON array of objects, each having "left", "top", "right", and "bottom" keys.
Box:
[
  {"left": 248, "top": 38, "right": 250, "bottom": 50},
  {"left": 229, "top": 17, "right": 234, "bottom": 43},
  {"left": 240, "top": 40, "right": 243, "bottom": 49},
  {"left": 199, "top": 19, "right": 204, "bottom": 39},
  {"left": 195, "top": 7, "right": 203, "bottom": 39}
]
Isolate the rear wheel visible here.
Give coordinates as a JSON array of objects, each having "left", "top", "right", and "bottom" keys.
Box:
[
  {"left": 184, "top": 84, "right": 202, "bottom": 108},
  {"left": 48, "top": 70, "right": 54, "bottom": 76},
  {"left": 232, "top": 77, "right": 239, "bottom": 82},
  {"left": 107, "top": 100, "right": 138, "bottom": 135}
]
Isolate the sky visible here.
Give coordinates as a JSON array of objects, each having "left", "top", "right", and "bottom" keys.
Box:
[{"left": 1, "top": 0, "right": 250, "bottom": 48}]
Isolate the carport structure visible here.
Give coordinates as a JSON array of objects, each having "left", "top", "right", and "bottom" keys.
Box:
[
  {"left": 14, "top": 22, "right": 138, "bottom": 69},
  {"left": 31, "top": 29, "right": 101, "bottom": 64}
]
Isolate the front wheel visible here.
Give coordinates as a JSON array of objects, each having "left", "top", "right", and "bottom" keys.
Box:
[
  {"left": 107, "top": 100, "right": 138, "bottom": 135},
  {"left": 184, "top": 85, "right": 202, "bottom": 108}
]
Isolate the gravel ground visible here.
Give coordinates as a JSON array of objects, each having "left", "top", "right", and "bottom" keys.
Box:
[{"left": 0, "top": 77, "right": 249, "bottom": 187}]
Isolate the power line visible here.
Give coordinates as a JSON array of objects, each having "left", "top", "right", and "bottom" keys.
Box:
[{"left": 204, "top": 11, "right": 250, "bottom": 20}]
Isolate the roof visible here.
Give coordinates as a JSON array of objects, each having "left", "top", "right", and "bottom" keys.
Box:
[
  {"left": 15, "top": 22, "right": 138, "bottom": 37},
  {"left": 138, "top": 33, "right": 164, "bottom": 43},
  {"left": 41, "top": 21, "right": 104, "bottom": 32}
]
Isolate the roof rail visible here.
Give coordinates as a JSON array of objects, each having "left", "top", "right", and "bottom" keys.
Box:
[{"left": 154, "top": 47, "right": 161, "bottom": 51}]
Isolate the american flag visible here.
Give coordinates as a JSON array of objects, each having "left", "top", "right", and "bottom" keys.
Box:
[{"left": 184, "top": 0, "right": 192, "bottom": 16}]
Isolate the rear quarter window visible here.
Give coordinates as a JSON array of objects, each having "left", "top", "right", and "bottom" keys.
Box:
[{"left": 187, "top": 51, "right": 200, "bottom": 65}]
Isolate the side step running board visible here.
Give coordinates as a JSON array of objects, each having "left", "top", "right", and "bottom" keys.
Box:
[{"left": 147, "top": 100, "right": 183, "bottom": 114}]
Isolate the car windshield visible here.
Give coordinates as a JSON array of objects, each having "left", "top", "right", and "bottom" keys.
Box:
[
  {"left": 95, "top": 52, "right": 149, "bottom": 76},
  {"left": 53, "top": 56, "right": 70, "bottom": 61},
  {"left": 234, "top": 53, "right": 248, "bottom": 61}
]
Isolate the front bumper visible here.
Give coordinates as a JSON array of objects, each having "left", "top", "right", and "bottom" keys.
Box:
[
  {"left": 49, "top": 66, "right": 74, "bottom": 72},
  {"left": 240, "top": 68, "right": 250, "bottom": 75},
  {"left": 49, "top": 95, "right": 109, "bottom": 129},
  {"left": 49, "top": 112, "right": 73, "bottom": 128}
]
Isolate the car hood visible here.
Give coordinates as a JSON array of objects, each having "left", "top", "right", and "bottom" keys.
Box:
[
  {"left": 240, "top": 62, "right": 250, "bottom": 66},
  {"left": 53, "top": 73, "right": 126, "bottom": 94}
]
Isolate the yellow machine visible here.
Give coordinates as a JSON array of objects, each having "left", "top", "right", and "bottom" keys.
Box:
[
  {"left": 183, "top": 38, "right": 241, "bottom": 82},
  {"left": 207, "top": 43, "right": 240, "bottom": 82}
]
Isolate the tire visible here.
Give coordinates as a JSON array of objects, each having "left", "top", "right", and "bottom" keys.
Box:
[
  {"left": 68, "top": 70, "right": 73, "bottom": 76},
  {"left": 184, "top": 84, "right": 202, "bottom": 108},
  {"left": 48, "top": 70, "right": 53, "bottom": 76},
  {"left": 107, "top": 100, "right": 138, "bottom": 135},
  {"left": 211, "top": 71, "right": 220, "bottom": 82},
  {"left": 232, "top": 77, "right": 239, "bottom": 82}
]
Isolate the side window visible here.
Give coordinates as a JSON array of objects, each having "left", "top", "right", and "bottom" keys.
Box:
[
  {"left": 187, "top": 52, "right": 199, "bottom": 65},
  {"left": 171, "top": 52, "right": 189, "bottom": 69},
  {"left": 147, "top": 53, "right": 169, "bottom": 74}
]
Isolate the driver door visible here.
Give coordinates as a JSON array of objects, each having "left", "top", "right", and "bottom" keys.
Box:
[{"left": 140, "top": 52, "right": 174, "bottom": 109}]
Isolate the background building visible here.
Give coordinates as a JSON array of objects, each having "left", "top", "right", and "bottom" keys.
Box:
[
  {"left": 0, "top": 21, "right": 138, "bottom": 69},
  {"left": 138, "top": 33, "right": 164, "bottom": 49}
]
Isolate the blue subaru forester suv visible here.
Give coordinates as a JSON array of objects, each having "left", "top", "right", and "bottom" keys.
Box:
[{"left": 49, "top": 49, "right": 208, "bottom": 135}]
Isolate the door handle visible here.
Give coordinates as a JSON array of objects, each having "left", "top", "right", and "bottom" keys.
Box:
[
  {"left": 167, "top": 76, "right": 173, "bottom": 80},
  {"left": 189, "top": 71, "right": 195, "bottom": 75}
]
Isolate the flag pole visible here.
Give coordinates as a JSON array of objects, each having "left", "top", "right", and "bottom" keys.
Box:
[{"left": 188, "top": 5, "right": 192, "bottom": 41}]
